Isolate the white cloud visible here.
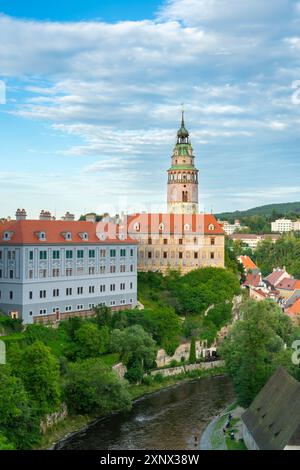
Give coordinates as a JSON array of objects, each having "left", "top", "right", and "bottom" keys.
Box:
[{"left": 159, "top": 0, "right": 290, "bottom": 28}]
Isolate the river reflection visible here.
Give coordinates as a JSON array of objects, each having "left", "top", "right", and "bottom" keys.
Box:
[{"left": 56, "top": 375, "right": 234, "bottom": 450}]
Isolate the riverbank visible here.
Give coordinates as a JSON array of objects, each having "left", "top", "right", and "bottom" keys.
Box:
[
  {"left": 200, "top": 402, "right": 247, "bottom": 450},
  {"left": 38, "top": 365, "right": 227, "bottom": 450}
]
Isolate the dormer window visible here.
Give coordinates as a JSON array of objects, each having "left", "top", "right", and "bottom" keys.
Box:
[
  {"left": 133, "top": 223, "right": 140, "bottom": 231},
  {"left": 79, "top": 232, "right": 88, "bottom": 241},
  {"left": 3, "top": 231, "right": 14, "bottom": 241},
  {"left": 184, "top": 223, "right": 190, "bottom": 231},
  {"left": 159, "top": 223, "right": 165, "bottom": 231},
  {"left": 97, "top": 232, "right": 107, "bottom": 241},
  {"left": 36, "top": 231, "right": 46, "bottom": 241},
  {"left": 208, "top": 224, "right": 215, "bottom": 231},
  {"left": 62, "top": 231, "right": 72, "bottom": 241}
]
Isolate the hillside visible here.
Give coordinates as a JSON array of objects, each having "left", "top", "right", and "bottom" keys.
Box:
[{"left": 216, "top": 201, "right": 300, "bottom": 220}]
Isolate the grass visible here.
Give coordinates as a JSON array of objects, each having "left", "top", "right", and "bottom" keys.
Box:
[
  {"left": 226, "top": 437, "right": 247, "bottom": 450},
  {"left": 37, "top": 414, "right": 92, "bottom": 450},
  {"left": 211, "top": 414, "right": 227, "bottom": 449},
  {"left": 1, "top": 332, "right": 24, "bottom": 343},
  {"left": 101, "top": 353, "right": 120, "bottom": 367}
]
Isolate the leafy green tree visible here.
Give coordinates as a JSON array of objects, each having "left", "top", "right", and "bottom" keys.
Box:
[
  {"left": 220, "top": 300, "right": 299, "bottom": 407},
  {"left": 11, "top": 341, "right": 61, "bottom": 415},
  {"left": 254, "top": 233, "right": 300, "bottom": 277},
  {"left": 74, "top": 323, "right": 110, "bottom": 359},
  {"left": 64, "top": 358, "right": 132, "bottom": 414},
  {"left": 0, "top": 433, "right": 15, "bottom": 450},
  {"left": 124, "top": 357, "right": 144, "bottom": 384},
  {"left": 0, "top": 365, "right": 40, "bottom": 449},
  {"left": 94, "top": 306, "right": 113, "bottom": 329},
  {"left": 173, "top": 268, "right": 240, "bottom": 316},
  {"left": 189, "top": 337, "right": 196, "bottom": 364},
  {"left": 110, "top": 325, "right": 157, "bottom": 375},
  {"left": 0, "top": 312, "right": 22, "bottom": 335}
]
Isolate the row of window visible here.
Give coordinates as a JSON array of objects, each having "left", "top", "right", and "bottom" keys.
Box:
[
  {"left": 141, "top": 251, "right": 218, "bottom": 260},
  {"left": 28, "top": 248, "right": 134, "bottom": 261},
  {"left": 27, "top": 264, "right": 135, "bottom": 279},
  {"left": 0, "top": 248, "right": 134, "bottom": 261},
  {"left": 146, "top": 237, "right": 216, "bottom": 245},
  {"left": 0, "top": 282, "right": 134, "bottom": 302},
  {"left": 0, "top": 265, "right": 135, "bottom": 279},
  {"left": 28, "top": 298, "right": 135, "bottom": 316}
]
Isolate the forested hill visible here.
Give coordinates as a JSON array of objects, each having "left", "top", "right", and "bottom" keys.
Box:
[{"left": 216, "top": 201, "right": 300, "bottom": 220}]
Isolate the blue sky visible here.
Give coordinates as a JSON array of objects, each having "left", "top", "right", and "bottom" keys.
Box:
[{"left": 1, "top": 0, "right": 300, "bottom": 218}]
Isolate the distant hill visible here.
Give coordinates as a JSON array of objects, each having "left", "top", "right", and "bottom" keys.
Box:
[{"left": 216, "top": 202, "right": 300, "bottom": 220}]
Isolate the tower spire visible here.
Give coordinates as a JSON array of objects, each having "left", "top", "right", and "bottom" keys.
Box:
[
  {"left": 181, "top": 103, "right": 185, "bottom": 127},
  {"left": 177, "top": 106, "right": 189, "bottom": 143}
]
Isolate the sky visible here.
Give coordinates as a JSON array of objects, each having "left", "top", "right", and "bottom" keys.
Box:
[{"left": 0, "top": 0, "right": 300, "bottom": 219}]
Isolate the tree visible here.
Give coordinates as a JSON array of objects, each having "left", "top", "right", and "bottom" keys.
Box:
[
  {"left": 110, "top": 325, "right": 157, "bottom": 381},
  {"left": 0, "top": 433, "right": 15, "bottom": 450},
  {"left": 11, "top": 341, "right": 61, "bottom": 415},
  {"left": 220, "top": 300, "right": 299, "bottom": 407},
  {"left": 94, "top": 306, "right": 113, "bottom": 329},
  {"left": 0, "top": 365, "right": 40, "bottom": 449},
  {"left": 254, "top": 233, "right": 300, "bottom": 277},
  {"left": 189, "top": 337, "right": 196, "bottom": 364},
  {"left": 74, "top": 323, "right": 110, "bottom": 359},
  {"left": 64, "top": 358, "right": 132, "bottom": 415}
]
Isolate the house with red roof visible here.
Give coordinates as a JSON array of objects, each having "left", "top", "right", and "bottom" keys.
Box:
[
  {"left": 264, "top": 268, "right": 292, "bottom": 289},
  {"left": 0, "top": 209, "right": 138, "bottom": 324}
]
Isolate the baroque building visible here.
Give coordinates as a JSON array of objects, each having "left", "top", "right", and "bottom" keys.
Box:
[{"left": 126, "top": 114, "right": 225, "bottom": 274}]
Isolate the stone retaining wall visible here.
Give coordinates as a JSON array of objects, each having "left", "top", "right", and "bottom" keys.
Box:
[{"left": 150, "top": 360, "right": 225, "bottom": 377}]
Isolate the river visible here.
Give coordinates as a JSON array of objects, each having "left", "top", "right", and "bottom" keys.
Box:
[{"left": 55, "top": 375, "right": 234, "bottom": 450}]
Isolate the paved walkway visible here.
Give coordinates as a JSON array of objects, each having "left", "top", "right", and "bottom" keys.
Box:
[{"left": 200, "top": 404, "right": 245, "bottom": 450}]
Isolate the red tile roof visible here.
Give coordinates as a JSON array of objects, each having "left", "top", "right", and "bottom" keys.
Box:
[
  {"left": 244, "top": 272, "right": 261, "bottom": 287},
  {"left": 0, "top": 219, "right": 137, "bottom": 245},
  {"left": 286, "top": 298, "right": 300, "bottom": 316},
  {"left": 126, "top": 213, "right": 225, "bottom": 235},
  {"left": 239, "top": 255, "right": 258, "bottom": 271},
  {"left": 265, "top": 270, "right": 291, "bottom": 287},
  {"left": 276, "top": 278, "right": 298, "bottom": 291}
]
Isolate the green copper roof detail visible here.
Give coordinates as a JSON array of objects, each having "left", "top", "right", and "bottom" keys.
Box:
[
  {"left": 177, "top": 111, "right": 189, "bottom": 142},
  {"left": 168, "top": 165, "right": 197, "bottom": 170}
]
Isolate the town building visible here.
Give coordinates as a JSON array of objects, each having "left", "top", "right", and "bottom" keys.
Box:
[
  {"left": 126, "top": 213, "right": 225, "bottom": 274},
  {"left": 271, "top": 218, "right": 300, "bottom": 233},
  {"left": 264, "top": 267, "right": 291, "bottom": 290},
  {"left": 230, "top": 233, "right": 280, "bottom": 250},
  {"left": 125, "top": 114, "right": 225, "bottom": 274},
  {"left": 0, "top": 210, "right": 138, "bottom": 324},
  {"left": 218, "top": 219, "right": 248, "bottom": 235},
  {"left": 242, "top": 368, "right": 300, "bottom": 450}
]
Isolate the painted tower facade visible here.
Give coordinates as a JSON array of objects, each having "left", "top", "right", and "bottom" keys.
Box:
[{"left": 167, "top": 113, "right": 199, "bottom": 214}]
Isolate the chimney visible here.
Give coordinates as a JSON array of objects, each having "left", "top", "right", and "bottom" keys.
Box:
[
  {"left": 85, "top": 213, "right": 96, "bottom": 223},
  {"left": 39, "top": 210, "right": 52, "bottom": 221},
  {"left": 62, "top": 212, "right": 75, "bottom": 222},
  {"left": 15, "top": 208, "right": 27, "bottom": 221}
]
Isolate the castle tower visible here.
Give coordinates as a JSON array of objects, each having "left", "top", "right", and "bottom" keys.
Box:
[{"left": 167, "top": 112, "right": 199, "bottom": 214}]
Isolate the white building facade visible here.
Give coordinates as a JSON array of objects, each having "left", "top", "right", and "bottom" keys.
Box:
[
  {"left": 271, "top": 218, "right": 300, "bottom": 233},
  {"left": 0, "top": 211, "right": 138, "bottom": 324}
]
